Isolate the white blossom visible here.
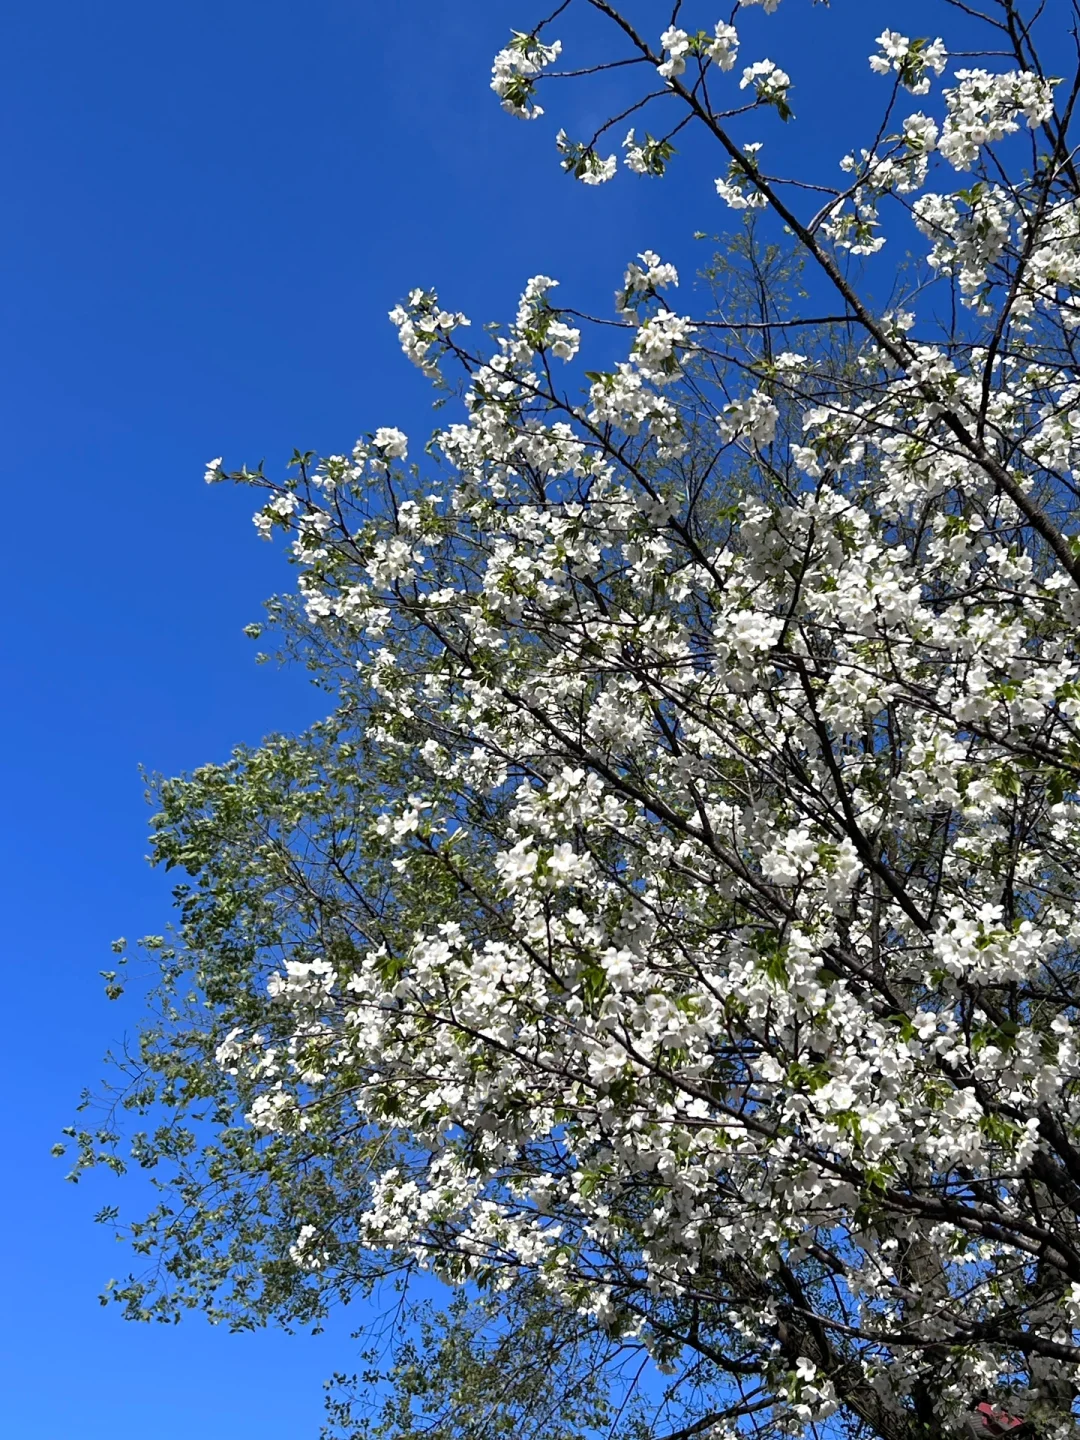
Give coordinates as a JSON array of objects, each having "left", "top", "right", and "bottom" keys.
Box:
[
  {"left": 939, "top": 68, "right": 1057, "bottom": 170},
  {"left": 372, "top": 427, "right": 408, "bottom": 462},
  {"left": 706, "top": 22, "right": 739, "bottom": 72},
  {"left": 717, "top": 389, "right": 778, "bottom": 446},
  {"left": 657, "top": 27, "right": 690, "bottom": 82},
  {"left": 869, "top": 30, "right": 947, "bottom": 95},
  {"left": 739, "top": 59, "right": 791, "bottom": 113},
  {"left": 491, "top": 32, "right": 562, "bottom": 118}
]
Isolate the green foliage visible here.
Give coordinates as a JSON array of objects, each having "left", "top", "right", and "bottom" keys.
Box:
[
  {"left": 322, "top": 1283, "right": 644, "bottom": 1440},
  {"left": 63, "top": 716, "right": 438, "bottom": 1327}
]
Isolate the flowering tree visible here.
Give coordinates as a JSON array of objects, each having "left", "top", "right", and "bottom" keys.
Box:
[{"left": 68, "top": 1, "right": 1080, "bottom": 1436}]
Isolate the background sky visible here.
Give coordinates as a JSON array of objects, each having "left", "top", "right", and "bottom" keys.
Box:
[{"left": 0, "top": 1, "right": 983, "bottom": 1433}]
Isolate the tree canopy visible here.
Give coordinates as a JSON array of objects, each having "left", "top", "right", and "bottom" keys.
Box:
[{"left": 66, "top": 3, "right": 1080, "bottom": 1436}]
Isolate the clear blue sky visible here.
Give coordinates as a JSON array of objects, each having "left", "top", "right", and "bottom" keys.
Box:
[{"left": 0, "top": 1, "right": 969, "bottom": 1433}]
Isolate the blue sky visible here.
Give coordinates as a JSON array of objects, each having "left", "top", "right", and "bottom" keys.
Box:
[{"left": 0, "top": 0, "right": 985, "bottom": 1433}]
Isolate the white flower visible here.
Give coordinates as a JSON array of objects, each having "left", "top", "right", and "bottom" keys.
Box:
[
  {"left": 740, "top": 59, "right": 790, "bottom": 103},
  {"left": 556, "top": 130, "right": 618, "bottom": 185},
  {"left": 204, "top": 456, "right": 223, "bottom": 484},
  {"left": 902, "top": 111, "right": 939, "bottom": 154},
  {"left": 490, "top": 33, "right": 562, "bottom": 118},
  {"left": 657, "top": 26, "right": 690, "bottom": 81},
  {"left": 715, "top": 142, "right": 768, "bottom": 210},
  {"left": 707, "top": 22, "right": 739, "bottom": 71},
  {"left": 546, "top": 842, "right": 591, "bottom": 885},
  {"left": 622, "top": 129, "right": 673, "bottom": 177},
  {"left": 632, "top": 311, "right": 695, "bottom": 381},
  {"left": 496, "top": 838, "right": 539, "bottom": 889},
  {"left": 939, "top": 68, "right": 1057, "bottom": 170},
  {"left": 289, "top": 1224, "right": 328, "bottom": 1270},
  {"left": 869, "top": 31, "right": 947, "bottom": 95},
  {"left": 214, "top": 1026, "right": 246, "bottom": 1073},
  {"left": 718, "top": 389, "right": 778, "bottom": 446},
  {"left": 620, "top": 250, "right": 679, "bottom": 302},
  {"left": 547, "top": 320, "right": 581, "bottom": 360},
  {"left": 388, "top": 290, "right": 470, "bottom": 378},
  {"left": 580, "top": 153, "right": 617, "bottom": 185},
  {"left": 372, "top": 427, "right": 408, "bottom": 461},
  {"left": 623, "top": 129, "right": 650, "bottom": 175}
]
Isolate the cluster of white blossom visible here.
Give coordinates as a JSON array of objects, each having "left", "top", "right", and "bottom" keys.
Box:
[
  {"left": 707, "top": 21, "right": 740, "bottom": 71},
  {"left": 616, "top": 249, "right": 679, "bottom": 313},
  {"left": 388, "top": 288, "right": 471, "bottom": 378},
  {"left": 555, "top": 128, "right": 617, "bottom": 185},
  {"left": 622, "top": 128, "right": 677, "bottom": 177},
  {"left": 715, "top": 142, "right": 769, "bottom": 211},
  {"left": 939, "top": 67, "right": 1057, "bottom": 169},
  {"left": 717, "top": 387, "right": 778, "bottom": 446},
  {"left": 490, "top": 31, "right": 562, "bottom": 118},
  {"left": 869, "top": 30, "right": 947, "bottom": 95},
  {"left": 654, "top": 21, "right": 741, "bottom": 82},
  {"left": 739, "top": 58, "right": 791, "bottom": 114},
  {"left": 657, "top": 25, "right": 692, "bottom": 82}
]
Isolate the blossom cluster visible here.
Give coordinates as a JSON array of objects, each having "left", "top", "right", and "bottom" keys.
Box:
[{"left": 490, "top": 31, "right": 562, "bottom": 118}]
